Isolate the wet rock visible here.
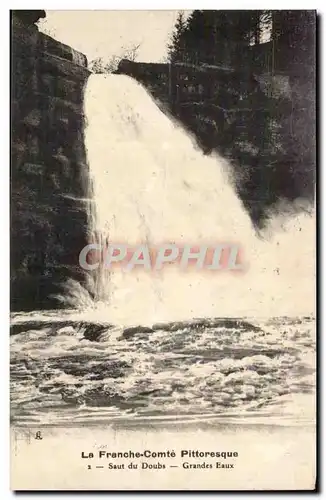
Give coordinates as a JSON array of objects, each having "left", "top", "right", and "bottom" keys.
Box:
[
  {"left": 205, "top": 318, "right": 263, "bottom": 332},
  {"left": 122, "top": 326, "right": 153, "bottom": 339},
  {"left": 78, "top": 322, "right": 112, "bottom": 342},
  {"left": 152, "top": 317, "right": 264, "bottom": 333},
  {"left": 10, "top": 320, "right": 71, "bottom": 336},
  {"left": 10, "top": 319, "right": 114, "bottom": 340},
  {"left": 152, "top": 321, "right": 189, "bottom": 332}
]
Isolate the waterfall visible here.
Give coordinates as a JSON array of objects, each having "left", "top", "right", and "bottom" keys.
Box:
[{"left": 79, "top": 73, "right": 315, "bottom": 326}]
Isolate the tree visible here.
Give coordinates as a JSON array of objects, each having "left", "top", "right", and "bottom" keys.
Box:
[
  {"left": 167, "top": 12, "right": 187, "bottom": 63},
  {"left": 123, "top": 43, "right": 141, "bottom": 62},
  {"left": 37, "top": 18, "right": 57, "bottom": 38},
  {"left": 89, "top": 43, "right": 141, "bottom": 74},
  {"left": 167, "top": 10, "right": 270, "bottom": 67}
]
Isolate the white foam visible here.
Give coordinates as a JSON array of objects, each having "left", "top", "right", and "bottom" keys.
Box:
[{"left": 80, "top": 73, "right": 315, "bottom": 325}]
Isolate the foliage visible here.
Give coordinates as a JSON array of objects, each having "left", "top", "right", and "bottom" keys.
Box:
[
  {"left": 167, "top": 12, "right": 187, "bottom": 63},
  {"left": 89, "top": 43, "right": 141, "bottom": 74},
  {"left": 167, "top": 10, "right": 271, "bottom": 66},
  {"left": 167, "top": 10, "right": 315, "bottom": 71}
]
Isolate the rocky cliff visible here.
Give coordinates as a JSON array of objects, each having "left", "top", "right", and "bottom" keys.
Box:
[
  {"left": 116, "top": 58, "right": 315, "bottom": 225},
  {"left": 11, "top": 11, "right": 91, "bottom": 310}
]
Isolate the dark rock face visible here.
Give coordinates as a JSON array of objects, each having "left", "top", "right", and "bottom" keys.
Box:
[
  {"left": 10, "top": 319, "right": 113, "bottom": 338},
  {"left": 115, "top": 57, "right": 315, "bottom": 227},
  {"left": 80, "top": 323, "right": 113, "bottom": 342},
  {"left": 122, "top": 326, "right": 154, "bottom": 339},
  {"left": 12, "top": 10, "right": 46, "bottom": 26},
  {"left": 151, "top": 318, "right": 263, "bottom": 333},
  {"left": 11, "top": 13, "right": 91, "bottom": 311}
]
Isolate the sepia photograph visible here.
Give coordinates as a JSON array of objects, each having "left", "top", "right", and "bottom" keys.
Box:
[{"left": 10, "top": 9, "right": 316, "bottom": 491}]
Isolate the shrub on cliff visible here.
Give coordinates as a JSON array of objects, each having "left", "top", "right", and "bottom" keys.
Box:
[{"left": 89, "top": 44, "right": 141, "bottom": 74}]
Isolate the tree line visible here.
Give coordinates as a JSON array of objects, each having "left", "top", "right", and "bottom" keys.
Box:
[{"left": 167, "top": 10, "right": 315, "bottom": 73}]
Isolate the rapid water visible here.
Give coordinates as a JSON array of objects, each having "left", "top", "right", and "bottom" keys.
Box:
[
  {"left": 10, "top": 313, "right": 315, "bottom": 426},
  {"left": 10, "top": 73, "right": 316, "bottom": 427}
]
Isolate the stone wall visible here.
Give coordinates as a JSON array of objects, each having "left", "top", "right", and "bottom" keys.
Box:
[{"left": 11, "top": 12, "right": 91, "bottom": 310}]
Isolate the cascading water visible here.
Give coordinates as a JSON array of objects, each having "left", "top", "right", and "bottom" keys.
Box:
[
  {"left": 82, "top": 73, "right": 315, "bottom": 326},
  {"left": 10, "top": 73, "right": 316, "bottom": 427}
]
